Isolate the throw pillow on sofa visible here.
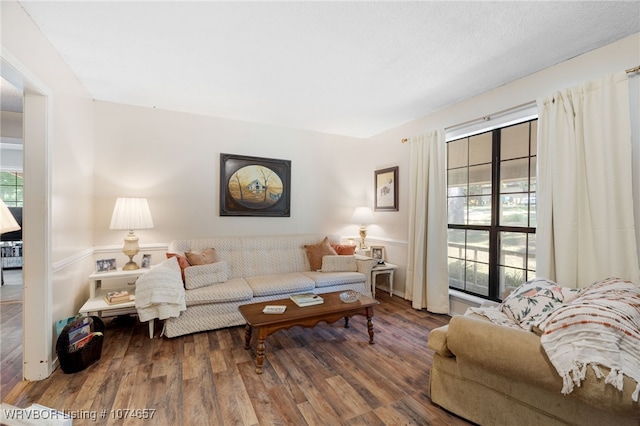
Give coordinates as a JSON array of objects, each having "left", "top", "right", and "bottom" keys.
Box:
[
  {"left": 320, "top": 255, "right": 358, "bottom": 272},
  {"left": 304, "top": 237, "right": 337, "bottom": 271},
  {"left": 499, "top": 278, "right": 568, "bottom": 330},
  {"left": 185, "top": 247, "right": 217, "bottom": 265},
  {"left": 330, "top": 243, "right": 357, "bottom": 255},
  {"left": 184, "top": 260, "right": 230, "bottom": 290},
  {"left": 166, "top": 253, "right": 190, "bottom": 283}
]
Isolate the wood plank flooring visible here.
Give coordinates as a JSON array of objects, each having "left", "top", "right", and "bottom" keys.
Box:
[{"left": 2, "top": 292, "right": 472, "bottom": 425}]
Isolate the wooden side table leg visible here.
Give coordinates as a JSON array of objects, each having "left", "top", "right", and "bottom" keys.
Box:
[
  {"left": 244, "top": 324, "right": 252, "bottom": 350},
  {"left": 344, "top": 316, "right": 350, "bottom": 328},
  {"left": 366, "top": 307, "right": 375, "bottom": 344}
]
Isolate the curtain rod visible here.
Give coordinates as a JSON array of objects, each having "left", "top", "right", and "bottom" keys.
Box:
[
  {"left": 401, "top": 68, "right": 639, "bottom": 144},
  {"left": 627, "top": 65, "right": 640, "bottom": 74},
  {"left": 401, "top": 101, "right": 536, "bottom": 143}
]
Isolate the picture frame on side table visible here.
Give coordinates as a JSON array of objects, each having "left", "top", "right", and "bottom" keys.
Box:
[
  {"left": 374, "top": 166, "right": 398, "bottom": 211},
  {"left": 220, "top": 153, "right": 291, "bottom": 217},
  {"left": 141, "top": 254, "right": 151, "bottom": 268},
  {"left": 370, "top": 246, "right": 385, "bottom": 263},
  {"left": 96, "top": 258, "right": 116, "bottom": 272}
]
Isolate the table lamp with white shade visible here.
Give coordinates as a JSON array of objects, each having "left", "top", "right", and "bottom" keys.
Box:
[
  {"left": 109, "top": 197, "right": 154, "bottom": 270},
  {"left": 351, "top": 206, "right": 374, "bottom": 249}
]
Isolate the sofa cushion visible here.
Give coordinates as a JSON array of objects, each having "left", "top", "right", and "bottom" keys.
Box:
[
  {"left": 185, "top": 247, "right": 217, "bottom": 265},
  {"left": 303, "top": 271, "right": 365, "bottom": 288},
  {"left": 184, "top": 261, "right": 230, "bottom": 290},
  {"left": 330, "top": 243, "right": 357, "bottom": 255},
  {"left": 245, "top": 272, "right": 315, "bottom": 297},
  {"left": 184, "top": 278, "right": 253, "bottom": 307},
  {"left": 321, "top": 255, "right": 358, "bottom": 272},
  {"left": 304, "top": 237, "right": 337, "bottom": 271}
]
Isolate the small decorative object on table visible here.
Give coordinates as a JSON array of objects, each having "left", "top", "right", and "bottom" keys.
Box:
[
  {"left": 262, "top": 305, "right": 287, "bottom": 314},
  {"left": 340, "top": 290, "right": 361, "bottom": 303},
  {"left": 290, "top": 292, "right": 324, "bottom": 307}
]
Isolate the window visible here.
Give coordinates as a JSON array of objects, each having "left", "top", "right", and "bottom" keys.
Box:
[
  {"left": 447, "top": 119, "right": 537, "bottom": 300},
  {"left": 0, "top": 171, "right": 24, "bottom": 207}
]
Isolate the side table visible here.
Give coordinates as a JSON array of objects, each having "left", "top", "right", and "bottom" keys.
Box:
[
  {"left": 371, "top": 262, "right": 397, "bottom": 298},
  {"left": 79, "top": 268, "right": 155, "bottom": 338}
]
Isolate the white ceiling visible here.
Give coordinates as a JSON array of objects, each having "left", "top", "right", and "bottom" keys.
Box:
[{"left": 16, "top": 1, "right": 640, "bottom": 138}]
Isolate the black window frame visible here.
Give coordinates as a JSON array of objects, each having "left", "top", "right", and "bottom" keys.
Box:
[{"left": 447, "top": 119, "right": 537, "bottom": 301}]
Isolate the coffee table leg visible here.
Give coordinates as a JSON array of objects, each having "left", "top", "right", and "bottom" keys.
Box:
[
  {"left": 366, "top": 307, "right": 375, "bottom": 344},
  {"left": 344, "top": 316, "right": 350, "bottom": 328},
  {"left": 244, "top": 324, "right": 252, "bottom": 350},
  {"left": 256, "top": 329, "right": 267, "bottom": 374}
]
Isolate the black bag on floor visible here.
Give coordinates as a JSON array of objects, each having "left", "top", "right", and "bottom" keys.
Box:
[{"left": 55, "top": 315, "right": 105, "bottom": 373}]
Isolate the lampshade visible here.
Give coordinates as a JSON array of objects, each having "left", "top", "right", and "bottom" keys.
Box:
[
  {"left": 351, "top": 206, "right": 374, "bottom": 250},
  {"left": 351, "top": 206, "right": 374, "bottom": 225},
  {"left": 0, "top": 200, "right": 21, "bottom": 234},
  {"left": 109, "top": 197, "right": 153, "bottom": 270},
  {"left": 109, "top": 198, "right": 154, "bottom": 231}
]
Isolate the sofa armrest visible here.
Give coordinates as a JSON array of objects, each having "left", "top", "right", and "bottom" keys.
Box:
[
  {"left": 446, "top": 314, "right": 560, "bottom": 390},
  {"left": 355, "top": 257, "right": 378, "bottom": 295},
  {"left": 427, "top": 325, "right": 453, "bottom": 357}
]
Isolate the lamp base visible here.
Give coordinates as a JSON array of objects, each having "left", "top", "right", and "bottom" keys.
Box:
[{"left": 122, "top": 260, "right": 140, "bottom": 271}]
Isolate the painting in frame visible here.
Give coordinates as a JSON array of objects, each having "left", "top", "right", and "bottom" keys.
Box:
[
  {"left": 220, "top": 153, "right": 291, "bottom": 217},
  {"left": 374, "top": 166, "right": 398, "bottom": 212}
]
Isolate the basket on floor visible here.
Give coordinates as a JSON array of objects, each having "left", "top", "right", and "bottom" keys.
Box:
[{"left": 56, "top": 316, "right": 105, "bottom": 374}]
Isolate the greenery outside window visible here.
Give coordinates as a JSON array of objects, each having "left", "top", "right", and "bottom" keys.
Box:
[
  {"left": 0, "top": 171, "right": 24, "bottom": 207},
  {"left": 447, "top": 119, "right": 537, "bottom": 301}
]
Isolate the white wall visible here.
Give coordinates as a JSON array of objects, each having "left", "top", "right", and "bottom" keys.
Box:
[
  {"left": 2, "top": 0, "right": 95, "bottom": 379},
  {"left": 92, "top": 101, "right": 368, "bottom": 265},
  {"left": 366, "top": 32, "right": 640, "bottom": 301}
]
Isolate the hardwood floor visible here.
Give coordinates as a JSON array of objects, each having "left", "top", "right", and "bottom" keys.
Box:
[
  {"left": 1, "top": 269, "right": 23, "bottom": 399},
  {"left": 2, "top": 292, "right": 471, "bottom": 426}
]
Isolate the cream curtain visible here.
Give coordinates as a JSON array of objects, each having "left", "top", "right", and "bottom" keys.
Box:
[
  {"left": 405, "top": 130, "right": 449, "bottom": 312},
  {"left": 537, "top": 71, "right": 640, "bottom": 287}
]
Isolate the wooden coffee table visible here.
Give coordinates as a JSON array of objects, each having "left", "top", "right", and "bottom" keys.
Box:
[{"left": 238, "top": 291, "right": 380, "bottom": 374}]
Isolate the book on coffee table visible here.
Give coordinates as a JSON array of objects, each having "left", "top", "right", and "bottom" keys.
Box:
[{"left": 290, "top": 293, "right": 323, "bottom": 307}]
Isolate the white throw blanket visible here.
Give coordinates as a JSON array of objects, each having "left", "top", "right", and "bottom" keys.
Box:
[
  {"left": 537, "top": 278, "right": 640, "bottom": 402},
  {"left": 135, "top": 259, "right": 186, "bottom": 322}
]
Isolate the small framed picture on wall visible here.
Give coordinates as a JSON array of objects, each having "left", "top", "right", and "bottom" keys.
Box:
[{"left": 374, "top": 166, "right": 398, "bottom": 211}]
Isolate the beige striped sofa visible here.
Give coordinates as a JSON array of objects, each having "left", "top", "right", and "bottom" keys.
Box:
[{"left": 163, "top": 234, "right": 377, "bottom": 338}]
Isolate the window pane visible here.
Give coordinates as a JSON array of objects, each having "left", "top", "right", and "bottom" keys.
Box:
[
  {"left": 469, "top": 164, "right": 491, "bottom": 195},
  {"left": 530, "top": 121, "right": 537, "bottom": 155},
  {"left": 448, "top": 138, "right": 467, "bottom": 169},
  {"left": 448, "top": 197, "right": 467, "bottom": 225},
  {"left": 0, "top": 172, "right": 16, "bottom": 185},
  {"left": 499, "top": 266, "right": 527, "bottom": 298},
  {"left": 468, "top": 196, "right": 491, "bottom": 225},
  {"left": 500, "top": 195, "right": 530, "bottom": 226},
  {"left": 500, "top": 158, "right": 529, "bottom": 193},
  {"left": 528, "top": 233, "right": 536, "bottom": 272},
  {"left": 501, "top": 122, "right": 530, "bottom": 160},
  {"left": 466, "top": 261, "right": 489, "bottom": 296},
  {"left": 499, "top": 232, "right": 528, "bottom": 269},
  {"left": 530, "top": 157, "right": 537, "bottom": 192},
  {"left": 447, "top": 229, "right": 466, "bottom": 258},
  {"left": 466, "top": 230, "right": 489, "bottom": 263},
  {"left": 448, "top": 258, "right": 465, "bottom": 290},
  {"left": 447, "top": 168, "right": 467, "bottom": 196},
  {"left": 469, "top": 132, "right": 492, "bottom": 165}
]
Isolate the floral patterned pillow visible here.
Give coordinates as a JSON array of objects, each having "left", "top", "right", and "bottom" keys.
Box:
[{"left": 499, "top": 278, "right": 568, "bottom": 330}]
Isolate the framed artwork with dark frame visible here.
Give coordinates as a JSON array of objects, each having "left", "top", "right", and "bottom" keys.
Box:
[
  {"left": 374, "top": 166, "right": 398, "bottom": 211},
  {"left": 220, "top": 153, "right": 291, "bottom": 217}
]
